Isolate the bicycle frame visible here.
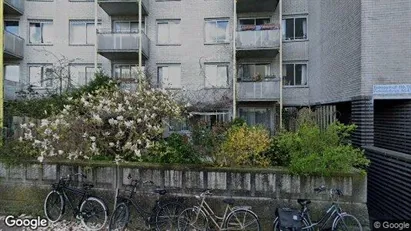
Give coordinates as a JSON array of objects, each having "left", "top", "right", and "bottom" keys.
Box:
[
  {"left": 58, "top": 185, "right": 90, "bottom": 217},
  {"left": 302, "top": 203, "right": 344, "bottom": 230},
  {"left": 116, "top": 195, "right": 153, "bottom": 220},
  {"left": 193, "top": 196, "right": 238, "bottom": 230}
]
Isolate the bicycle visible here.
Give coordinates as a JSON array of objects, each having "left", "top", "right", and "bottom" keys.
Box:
[
  {"left": 178, "top": 189, "right": 261, "bottom": 231},
  {"left": 272, "top": 185, "right": 363, "bottom": 231},
  {"left": 108, "top": 174, "right": 186, "bottom": 231},
  {"left": 43, "top": 172, "right": 109, "bottom": 231}
]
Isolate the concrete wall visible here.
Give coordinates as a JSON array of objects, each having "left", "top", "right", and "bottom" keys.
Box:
[{"left": 0, "top": 160, "right": 369, "bottom": 230}]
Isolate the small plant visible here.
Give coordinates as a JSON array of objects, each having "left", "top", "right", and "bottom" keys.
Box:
[{"left": 217, "top": 124, "right": 271, "bottom": 167}]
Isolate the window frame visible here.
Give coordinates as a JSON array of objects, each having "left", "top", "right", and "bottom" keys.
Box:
[
  {"left": 238, "top": 63, "right": 272, "bottom": 81},
  {"left": 69, "top": 64, "right": 100, "bottom": 88},
  {"left": 204, "top": 18, "right": 230, "bottom": 44},
  {"left": 69, "top": 20, "right": 101, "bottom": 45},
  {"left": 156, "top": 19, "right": 181, "bottom": 45},
  {"left": 113, "top": 20, "right": 146, "bottom": 33},
  {"left": 204, "top": 63, "right": 229, "bottom": 88},
  {"left": 28, "top": 20, "right": 53, "bottom": 45},
  {"left": 28, "top": 64, "right": 54, "bottom": 88},
  {"left": 157, "top": 64, "right": 182, "bottom": 89},
  {"left": 113, "top": 64, "right": 141, "bottom": 81},
  {"left": 282, "top": 17, "right": 308, "bottom": 41},
  {"left": 282, "top": 63, "right": 308, "bottom": 87}
]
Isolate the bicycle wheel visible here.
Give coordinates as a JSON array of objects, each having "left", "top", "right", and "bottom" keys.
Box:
[
  {"left": 224, "top": 209, "right": 261, "bottom": 231},
  {"left": 109, "top": 202, "right": 130, "bottom": 231},
  {"left": 44, "top": 190, "right": 64, "bottom": 223},
  {"left": 333, "top": 213, "right": 362, "bottom": 231},
  {"left": 80, "top": 197, "right": 108, "bottom": 231},
  {"left": 272, "top": 216, "right": 313, "bottom": 231},
  {"left": 178, "top": 207, "right": 209, "bottom": 231},
  {"left": 156, "top": 201, "right": 185, "bottom": 231}
]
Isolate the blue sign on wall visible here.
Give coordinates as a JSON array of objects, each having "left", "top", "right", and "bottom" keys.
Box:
[{"left": 373, "top": 84, "right": 411, "bottom": 95}]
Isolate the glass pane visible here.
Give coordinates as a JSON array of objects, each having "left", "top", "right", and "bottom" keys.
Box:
[
  {"left": 255, "top": 64, "right": 269, "bottom": 78},
  {"left": 295, "top": 64, "right": 302, "bottom": 85},
  {"left": 42, "top": 22, "right": 53, "bottom": 44},
  {"left": 44, "top": 66, "right": 54, "bottom": 87},
  {"left": 256, "top": 18, "right": 270, "bottom": 25},
  {"left": 216, "top": 66, "right": 228, "bottom": 87},
  {"left": 239, "top": 19, "right": 254, "bottom": 26},
  {"left": 285, "top": 19, "right": 294, "bottom": 40},
  {"left": 115, "top": 22, "right": 129, "bottom": 32},
  {"left": 114, "top": 66, "right": 121, "bottom": 79},
  {"left": 168, "top": 65, "right": 181, "bottom": 88},
  {"left": 216, "top": 21, "right": 228, "bottom": 42},
  {"left": 29, "top": 23, "right": 41, "bottom": 43},
  {"left": 281, "top": 20, "right": 286, "bottom": 40},
  {"left": 5, "top": 21, "right": 19, "bottom": 35},
  {"left": 241, "top": 65, "right": 251, "bottom": 80},
  {"left": 86, "top": 67, "right": 95, "bottom": 84},
  {"left": 284, "top": 64, "right": 295, "bottom": 86},
  {"left": 121, "top": 66, "right": 131, "bottom": 79},
  {"left": 205, "top": 65, "right": 216, "bottom": 87},
  {"left": 205, "top": 21, "right": 215, "bottom": 43},
  {"left": 5, "top": 65, "right": 20, "bottom": 82},
  {"left": 70, "top": 22, "right": 86, "bottom": 44},
  {"left": 169, "top": 21, "right": 180, "bottom": 44},
  {"left": 157, "top": 67, "right": 163, "bottom": 87},
  {"left": 29, "top": 67, "right": 41, "bottom": 86},
  {"left": 160, "top": 66, "right": 169, "bottom": 87},
  {"left": 131, "top": 22, "right": 139, "bottom": 32},
  {"left": 157, "top": 23, "right": 169, "bottom": 44},
  {"left": 86, "top": 23, "right": 95, "bottom": 44},
  {"left": 295, "top": 18, "right": 307, "bottom": 39},
  {"left": 70, "top": 66, "right": 83, "bottom": 87}
]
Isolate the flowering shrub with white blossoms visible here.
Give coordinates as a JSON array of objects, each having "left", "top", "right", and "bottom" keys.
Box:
[{"left": 20, "top": 82, "right": 185, "bottom": 163}]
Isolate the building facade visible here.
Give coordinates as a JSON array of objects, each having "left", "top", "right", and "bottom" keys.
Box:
[{"left": 3, "top": 0, "right": 411, "bottom": 218}]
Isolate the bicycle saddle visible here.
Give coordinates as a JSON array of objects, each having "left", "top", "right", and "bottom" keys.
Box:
[
  {"left": 223, "top": 198, "right": 235, "bottom": 205},
  {"left": 297, "top": 199, "right": 311, "bottom": 206},
  {"left": 154, "top": 189, "right": 167, "bottom": 195}
]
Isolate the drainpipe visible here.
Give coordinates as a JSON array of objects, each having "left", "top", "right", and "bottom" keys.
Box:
[
  {"left": 138, "top": 0, "right": 143, "bottom": 90},
  {"left": 94, "top": 0, "right": 98, "bottom": 72},
  {"left": 279, "top": 0, "right": 283, "bottom": 130},
  {"left": 0, "top": 0, "right": 3, "bottom": 146},
  {"left": 232, "top": 0, "right": 237, "bottom": 119}
]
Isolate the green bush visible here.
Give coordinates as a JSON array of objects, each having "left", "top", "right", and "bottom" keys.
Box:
[
  {"left": 144, "top": 133, "right": 201, "bottom": 164},
  {"left": 0, "top": 140, "right": 39, "bottom": 165},
  {"left": 217, "top": 124, "right": 271, "bottom": 167},
  {"left": 275, "top": 121, "right": 369, "bottom": 176}
]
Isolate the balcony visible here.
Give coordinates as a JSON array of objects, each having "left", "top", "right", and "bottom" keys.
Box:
[
  {"left": 4, "top": 30, "right": 24, "bottom": 60},
  {"left": 237, "top": 79, "right": 280, "bottom": 102},
  {"left": 237, "top": 0, "right": 279, "bottom": 13},
  {"left": 98, "top": 0, "right": 149, "bottom": 16},
  {"left": 97, "top": 31, "right": 150, "bottom": 60},
  {"left": 236, "top": 26, "right": 280, "bottom": 58},
  {"left": 4, "top": 0, "right": 24, "bottom": 15}
]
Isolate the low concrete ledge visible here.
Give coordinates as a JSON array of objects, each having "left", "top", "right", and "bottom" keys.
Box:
[{"left": 0, "top": 160, "right": 369, "bottom": 229}]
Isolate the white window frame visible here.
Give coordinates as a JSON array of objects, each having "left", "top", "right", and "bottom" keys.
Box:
[
  {"left": 157, "top": 64, "right": 182, "bottom": 89},
  {"left": 283, "top": 63, "right": 308, "bottom": 86},
  {"left": 204, "top": 63, "right": 229, "bottom": 88},
  {"left": 28, "top": 20, "right": 53, "bottom": 44},
  {"left": 28, "top": 64, "right": 54, "bottom": 88},
  {"left": 69, "top": 64, "right": 99, "bottom": 87},
  {"left": 204, "top": 18, "right": 230, "bottom": 44},
  {"left": 113, "top": 20, "right": 146, "bottom": 33},
  {"left": 282, "top": 17, "right": 308, "bottom": 40},
  {"left": 113, "top": 64, "right": 141, "bottom": 81},
  {"left": 238, "top": 17, "right": 271, "bottom": 29},
  {"left": 69, "top": 20, "right": 100, "bottom": 45},
  {"left": 238, "top": 63, "right": 271, "bottom": 81},
  {"left": 156, "top": 19, "right": 181, "bottom": 45}
]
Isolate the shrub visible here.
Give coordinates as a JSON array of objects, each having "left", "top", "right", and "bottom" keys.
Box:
[
  {"left": 275, "top": 121, "right": 369, "bottom": 176},
  {"left": 217, "top": 124, "right": 271, "bottom": 167},
  {"left": 144, "top": 133, "right": 201, "bottom": 164}
]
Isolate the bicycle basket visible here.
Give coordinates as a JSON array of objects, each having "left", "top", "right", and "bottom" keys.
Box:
[{"left": 276, "top": 208, "right": 302, "bottom": 231}]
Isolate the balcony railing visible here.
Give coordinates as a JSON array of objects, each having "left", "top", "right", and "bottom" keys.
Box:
[
  {"left": 4, "top": 0, "right": 24, "bottom": 15},
  {"left": 98, "top": 0, "right": 149, "bottom": 16},
  {"left": 97, "top": 31, "right": 150, "bottom": 60},
  {"left": 237, "top": 79, "right": 280, "bottom": 101},
  {"left": 4, "top": 30, "right": 24, "bottom": 59},
  {"left": 236, "top": 26, "right": 280, "bottom": 50}
]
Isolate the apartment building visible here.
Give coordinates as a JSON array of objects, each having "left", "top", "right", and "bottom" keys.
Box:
[{"left": 3, "top": 0, "right": 411, "bottom": 219}]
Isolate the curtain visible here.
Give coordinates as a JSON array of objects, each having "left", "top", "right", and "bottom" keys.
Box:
[
  {"left": 301, "top": 64, "right": 307, "bottom": 85},
  {"left": 29, "top": 23, "right": 41, "bottom": 43},
  {"left": 42, "top": 22, "right": 53, "bottom": 44}
]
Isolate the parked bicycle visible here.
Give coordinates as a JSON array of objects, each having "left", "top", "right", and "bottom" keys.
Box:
[
  {"left": 272, "top": 185, "right": 363, "bottom": 231},
  {"left": 43, "top": 172, "right": 109, "bottom": 231},
  {"left": 109, "top": 174, "right": 186, "bottom": 231},
  {"left": 178, "top": 189, "right": 261, "bottom": 231}
]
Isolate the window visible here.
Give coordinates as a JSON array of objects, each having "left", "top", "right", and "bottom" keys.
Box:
[
  {"left": 239, "top": 107, "right": 272, "bottom": 132},
  {"left": 70, "top": 65, "right": 97, "bottom": 87},
  {"left": 114, "top": 21, "right": 144, "bottom": 33},
  {"left": 238, "top": 64, "right": 271, "bottom": 81},
  {"left": 283, "top": 63, "right": 307, "bottom": 86},
  {"left": 157, "top": 64, "right": 181, "bottom": 88},
  {"left": 70, "top": 21, "right": 99, "bottom": 45},
  {"left": 157, "top": 20, "right": 181, "bottom": 44},
  {"left": 205, "top": 19, "right": 229, "bottom": 43},
  {"left": 5, "top": 21, "right": 19, "bottom": 35},
  {"left": 5, "top": 65, "right": 20, "bottom": 82},
  {"left": 282, "top": 18, "right": 307, "bottom": 40},
  {"left": 239, "top": 18, "right": 270, "bottom": 27},
  {"left": 114, "top": 64, "right": 141, "bottom": 80},
  {"left": 191, "top": 111, "right": 229, "bottom": 129},
  {"left": 205, "top": 64, "right": 228, "bottom": 88},
  {"left": 29, "top": 65, "right": 53, "bottom": 87},
  {"left": 29, "top": 21, "right": 53, "bottom": 44}
]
